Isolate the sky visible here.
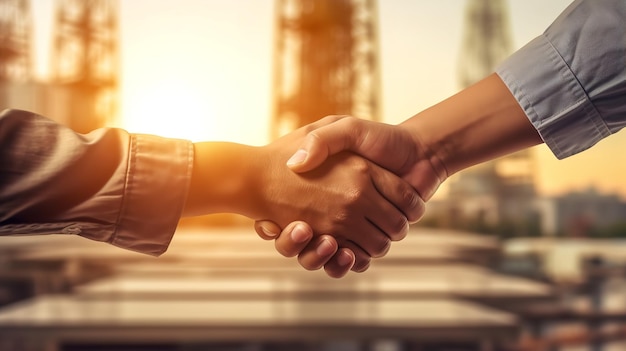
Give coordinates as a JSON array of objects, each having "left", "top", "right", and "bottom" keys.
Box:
[{"left": 30, "top": 0, "right": 626, "bottom": 198}]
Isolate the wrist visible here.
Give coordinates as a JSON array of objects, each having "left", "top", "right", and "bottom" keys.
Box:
[
  {"left": 183, "top": 142, "right": 264, "bottom": 217},
  {"left": 402, "top": 122, "right": 448, "bottom": 181},
  {"left": 402, "top": 74, "right": 541, "bottom": 178},
  {"left": 396, "top": 121, "right": 448, "bottom": 201},
  {"left": 400, "top": 97, "right": 463, "bottom": 181}
]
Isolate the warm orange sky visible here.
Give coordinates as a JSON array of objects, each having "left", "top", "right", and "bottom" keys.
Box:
[{"left": 31, "top": 0, "right": 626, "bottom": 198}]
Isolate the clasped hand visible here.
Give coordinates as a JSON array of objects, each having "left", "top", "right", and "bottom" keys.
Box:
[{"left": 253, "top": 116, "right": 445, "bottom": 278}]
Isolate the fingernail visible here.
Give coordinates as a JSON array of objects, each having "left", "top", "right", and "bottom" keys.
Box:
[
  {"left": 260, "top": 225, "right": 278, "bottom": 238},
  {"left": 290, "top": 223, "right": 311, "bottom": 243},
  {"left": 286, "top": 149, "right": 308, "bottom": 167},
  {"left": 337, "top": 250, "right": 353, "bottom": 267},
  {"left": 316, "top": 239, "right": 335, "bottom": 256}
]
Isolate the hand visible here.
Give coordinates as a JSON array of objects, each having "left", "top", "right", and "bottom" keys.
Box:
[
  {"left": 286, "top": 115, "right": 447, "bottom": 200},
  {"left": 255, "top": 220, "right": 358, "bottom": 278},
  {"left": 254, "top": 116, "right": 434, "bottom": 277},
  {"left": 257, "top": 74, "right": 543, "bottom": 277},
  {"left": 253, "top": 120, "right": 424, "bottom": 277}
]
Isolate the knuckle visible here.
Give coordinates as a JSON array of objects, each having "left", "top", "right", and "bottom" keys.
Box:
[
  {"left": 333, "top": 210, "right": 349, "bottom": 225},
  {"left": 413, "top": 200, "right": 427, "bottom": 223},
  {"left": 328, "top": 114, "right": 348, "bottom": 123},
  {"left": 307, "top": 129, "right": 323, "bottom": 143},
  {"left": 275, "top": 243, "right": 297, "bottom": 258},
  {"left": 324, "top": 266, "right": 349, "bottom": 279},
  {"left": 400, "top": 185, "right": 417, "bottom": 206},
  {"left": 298, "top": 255, "right": 323, "bottom": 271},
  {"left": 351, "top": 157, "right": 370, "bottom": 173},
  {"left": 389, "top": 215, "right": 409, "bottom": 241},
  {"left": 342, "top": 115, "right": 359, "bottom": 129},
  {"left": 352, "top": 257, "right": 371, "bottom": 273},
  {"left": 371, "top": 237, "right": 392, "bottom": 258},
  {"left": 343, "top": 188, "right": 365, "bottom": 207},
  {"left": 403, "top": 190, "right": 425, "bottom": 222},
  {"left": 302, "top": 124, "right": 316, "bottom": 134},
  {"left": 305, "top": 115, "right": 347, "bottom": 133}
]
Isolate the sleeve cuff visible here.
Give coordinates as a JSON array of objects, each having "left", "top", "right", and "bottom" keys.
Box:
[
  {"left": 496, "top": 35, "right": 611, "bottom": 159},
  {"left": 111, "top": 134, "right": 193, "bottom": 256}
]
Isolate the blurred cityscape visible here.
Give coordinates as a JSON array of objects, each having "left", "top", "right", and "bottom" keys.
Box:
[{"left": 2, "top": 0, "right": 626, "bottom": 351}]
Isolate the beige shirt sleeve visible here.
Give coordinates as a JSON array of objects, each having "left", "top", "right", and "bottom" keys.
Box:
[{"left": 0, "top": 109, "right": 193, "bottom": 256}]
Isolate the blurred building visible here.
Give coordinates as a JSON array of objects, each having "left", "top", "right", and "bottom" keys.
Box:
[
  {"left": 0, "top": 82, "right": 78, "bottom": 126},
  {"left": 271, "top": 0, "right": 380, "bottom": 139},
  {"left": 441, "top": 0, "right": 538, "bottom": 235},
  {"left": 536, "top": 188, "right": 626, "bottom": 237},
  {"left": 0, "top": 0, "right": 31, "bottom": 83},
  {"left": 0, "top": 0, "right": 119, "bottom": 132}
]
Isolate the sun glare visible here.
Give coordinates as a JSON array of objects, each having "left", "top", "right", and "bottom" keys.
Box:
[{"left": 122, "top": 82, "right": 219, "bottom": 142}]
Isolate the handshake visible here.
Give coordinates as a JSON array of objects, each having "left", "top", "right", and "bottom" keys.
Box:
[
  {"left": 184, "top": 74, "right": 543, "bottom": 278},
  {"left": 249, "top": 115, "right": 447, "bottom": 278}
]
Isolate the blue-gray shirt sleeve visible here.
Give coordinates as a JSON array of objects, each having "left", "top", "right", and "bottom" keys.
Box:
[{"left": 496, "top": 0, "right": 626, "bottom": 159}]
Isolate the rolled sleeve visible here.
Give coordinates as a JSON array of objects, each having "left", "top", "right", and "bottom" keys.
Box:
[
  {"left": 496, "top": 0, "right": 626, "bottom": 159},
  {"left": 0, "top": 109, "right": 194, "bottom": 256},
  {"left": 106, "top": 133, "right": 193, "bottom": 256}
]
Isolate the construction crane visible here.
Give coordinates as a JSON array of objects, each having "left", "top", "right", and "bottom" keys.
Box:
[
  {"left": 457, "top": 0, "right": 512, "bottom": 88},
  {"left": 51, "top": 0, "right": 119, "bottom": 132},
  {"left": 0, "top": 0, "right": 31, "bottom": 82},
  {"left": 450, "top": 0, "right": 537, "bottom": 234},
  {"left": 271, "top": 0, "right": 380, "bottom": 139}
]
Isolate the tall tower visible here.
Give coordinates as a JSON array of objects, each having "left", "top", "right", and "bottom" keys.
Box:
[
  {"left": 0, "top": 0, "right": 31, "bottom": 82},
  {"left": 51, "top": 0, "right": 118, "bottom": 133},
  {"left": 450, "top": 0, "right": 537, "bottom": 235},
  {"left": 457, "top": 0, "right": 512, "bottom": 88},
  {"left": 271, "top": 0, "right": 381, "bottom": 139}
]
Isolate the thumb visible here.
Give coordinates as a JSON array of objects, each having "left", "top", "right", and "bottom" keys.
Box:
[
  {"left": 285, "top": 134, "right": 330, "bottom": 173},
  {"left": 286, "top": 117, "right": 360, "bottom": 173},
  {"left": 254, "top": 220, "right": 281, "bottom": 240}
]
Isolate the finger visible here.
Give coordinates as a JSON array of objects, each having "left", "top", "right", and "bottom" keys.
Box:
[
  {"left": 334, "top": 214, "right": 391, "bottom": 259},
  {"left": 301, "top": 115, "right": 351, "bottom": 134},
  {"left": 287, "top": 116, "right": 365, "bottom": 172},
  {"left": 360, "top": 172, "right": 410, "bottom": 242},
  {"left": 285, "top": 115, "right": 351, "bottom": 145},
  {"left": 254, "top": 220, "right": 281, "bottom": 240},
  {"left": 297, "top": 235, "right": 338, "bottom": 271},
  {"left": 340, "top": 240, "right": 372, "bottom": 273},
  {"left": 358, "top": 221, "right": 392, "bottom": 258},
  {"left": 366, "top": 204, "right": 409, "bottom": 243},
  {"left": 323, "top": 248, "right": 355, "bottom": 278},
  {"left": 274, "top": 222, "right": 314, "bottom": 258},
  {"left": 368, "top": 162, "right": 426, "bottom": 227}
]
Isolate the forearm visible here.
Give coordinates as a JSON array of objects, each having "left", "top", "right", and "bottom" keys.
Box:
[{"left": 401, "top": 73, "right": 543, "bottom": 177}]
